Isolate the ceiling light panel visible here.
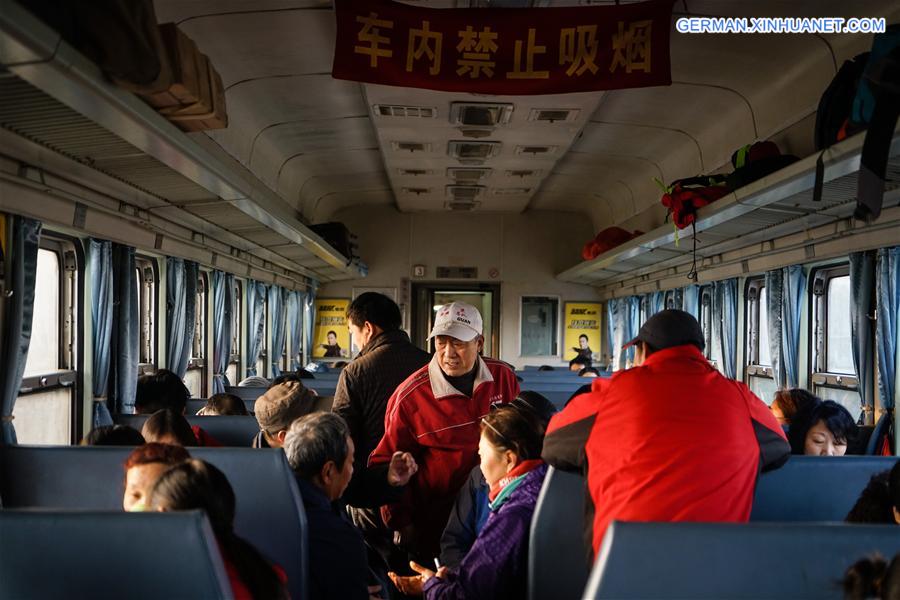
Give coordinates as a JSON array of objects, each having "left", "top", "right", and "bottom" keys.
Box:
[{"left": 450, "top": 102, "right": 514, "bottom": 127}]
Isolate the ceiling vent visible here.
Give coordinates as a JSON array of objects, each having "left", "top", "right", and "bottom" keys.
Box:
[
  {"left": 375, "top": 104, "right": 437, "bottom": 118},
  {"left": 446, "top": 185, "right": 486, "bottom": 200},
  {"left": 448, "top": 167, "right": 492, "bottom": 183},
  {"left": 528, "top": 108, "right": 580, "bottom": 123},
  {"left": 515, "top": 144, "right": 557, "bottom": 156},
  {"left": 444, "top": 200, "right": 481, "bottom": 212},
  {"left": 450, "top": 102, "right": 514, "bottom": 127},
  {"left": 399, "top": 168, "right": 433, "bottom": 176},
  {"left": 506, "top": 169, "right": 541, "bottom": 178},
  {"left": 448, "top": 141, "right": 501, "bottom": 164},
  {"left": 402, "top": 187, "right": 431, "bottom": 195},
  {"left": 392, "top": 141, "right": 431, "bottom": 153},
  {"left": 493, "top": 187, "right": 532, "bottom": 195}
]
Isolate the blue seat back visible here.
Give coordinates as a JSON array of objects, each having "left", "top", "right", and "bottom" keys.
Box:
[
  {"left": 751, "top": 456, "right": 897, "bottom": 521},
  {"left": 528, "top": 467, "right": 591, "bottom": 600},
  {"left": 0, "top": 446, "right": 307, "bottom": 600},
  {"left": 586, "top": 521, "right": 900, "bottom": 599},
  {"left": 226, "top": 385, "right": 267, "bottom": 401},
  {"left": 114, "top": 414, "right": 259, "bottom": 446},
  {"left": 0, "top": 510, "right": 231, "bottom": 600}
]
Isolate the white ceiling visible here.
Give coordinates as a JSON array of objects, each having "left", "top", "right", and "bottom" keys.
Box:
[{"left": 154, "top": 0, "right": 900, "bottom": 233}]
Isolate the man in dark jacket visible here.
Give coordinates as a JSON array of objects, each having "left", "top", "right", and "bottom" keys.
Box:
[
  {"left": 284, "top": 412, "right": 416, "bottom": 600},
  {"left": 332, "top": 293, "right": 431, "bottom": 564}
]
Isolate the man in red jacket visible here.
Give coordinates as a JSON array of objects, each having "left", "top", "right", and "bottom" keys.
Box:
[
  {"left": 369, "top": 301, "right": 519, "bottom": 563},
  {"left": 543, "top": 309, "right": 790, "bottom": 558}
]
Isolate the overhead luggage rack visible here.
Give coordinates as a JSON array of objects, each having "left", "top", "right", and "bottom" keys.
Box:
[
  {"left": 0, "top": 0, "right": 365, "bottom": 283},
  {"left": 557, "top": 126, "right": 900, "bottom": 295}
]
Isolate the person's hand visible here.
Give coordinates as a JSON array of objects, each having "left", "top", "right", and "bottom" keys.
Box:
[
  {"left": 387, "top": 451, "right": 418, "bottom": 487},
  {"left": 367, "top": 584, "right": 383, "bottom": 600},
  {"left": 388, "top": 562, "right": 436, "bottom": 596}
]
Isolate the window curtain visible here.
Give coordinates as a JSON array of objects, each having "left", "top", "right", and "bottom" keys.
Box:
[
  {"left": 682, "top": 285, "right": 700, "bottom": 318},
  {"left": 875, "top": 247, "right": 899, "bottom": 411},
  {"left": 269, "top": 285, "right": 286, "bottom": 378},
  {"left": 303, "top": 281, "right": 318, "bottom": 367},
  {"left": 165, "top": 258, "right": 197, "bottom": 379},
  {"left": 849, "top": 252, "right": 876, "bottom": 413},
  {"left": 673, "top": 288, "right": 684, "bottom": 311},
  {"left": 610, "top": 298, "right": 628, "bottom": 371},
  {"left": 606, "top": 300, "right": 616, "bottom": 361},
  {"left": 212, "top": 271, "right": 234, "bottom": 394},
  {"left": 625, "top": 296, "right": 641, "bottom": 366},
  {"left": 288, "top": 291, "right": 304, "bottom": 371},
  {"left": 649, "top": 291, "right": 665, "bottom": 317},
  {"left": 765, "top": 266, "right": 806, "bottom": 388},
  {"left": 89, "top": 239, "right": 114, "bottom": 427},
  {"left": 0, "top": 217, "right": 41, "bottom": 444},
  {"left": 109, "top": 244, "right": 139, "bottom": 413},
  {"left": 246, "top": 280, "right": 267, "bottom": 377},
  {"left": 714, "top": 279, "right": 738, "bottom": 379}
]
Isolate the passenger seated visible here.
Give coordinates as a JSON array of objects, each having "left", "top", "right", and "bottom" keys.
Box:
[
  {"left": 141, "top": 409, "right": 197, "bottom": 447},
  {"left": 80, "top": 424, "right": 145, "bottom": 446},
  {"left": 238, "top": 376, "right": 271, "bottom": 387},
  {"left": 440, "top": 391, "right": 557, "bottom": 569},
  {"left": 537, "top": 365, "right": 555, "bottom": 371},
  {"left": 846, "top": 471, "right": 894, "bottom": 524},
  {"left": 769, "top": 388, "right": 818, "bottom": 427},
  {"left": 122, "top": 442, "right": 190, "bottom": 512},
  {"left": 271, "top": 370, "right": 314, "bottom": 383},
  {"left": 578, "top": 367, "right": 600, "bottom": 378},
  {"left": 788, "top": 399, "right": 857, "bottom": 456},
  {"left": 284, "top": 412, "right": 401, "bottom": 600},
  {"left": 252, "top": 381, "right": 317, "bottom": 448},
  {"left": 842, "top": 553, "right": 900, "bottom": 600},
  {"left": 391, "top": 404, "right": 547, "bottom": 599},
  {"left": 568, "top": 355, "right": 591, "bottom": 372},
  {"left": 135, "top": 369, "right": 221, "bottom": 445},
  {"left": 196, "top": 393, "right": 248, "bottom": 416},
  {"left": 149, "top": 459, "right": 288, "bottom": 600}
]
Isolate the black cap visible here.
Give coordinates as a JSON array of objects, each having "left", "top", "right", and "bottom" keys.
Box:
[{"left": 623, "top": 309, "right": 705, "bottom": 353}]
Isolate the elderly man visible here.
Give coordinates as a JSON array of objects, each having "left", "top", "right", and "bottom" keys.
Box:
[
  {"left": 369, "top": 301, "right": 519, "bottom": 562},
  {"left": 284, "top": 412, "right": 417, "bottom": 600},
  {"left": 252, "top": 380, "right": 317, "bottom": 448},
  {"left": 543, "top": 309, "right": 790, "bottom": 558}
]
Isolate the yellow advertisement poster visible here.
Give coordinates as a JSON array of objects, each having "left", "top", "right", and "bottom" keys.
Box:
[
  {"left": 312, "top": 298, "right": 350, "bottom": 359},
  {"left": 564, "top": 302, "right": 602, "bottom": 363}
]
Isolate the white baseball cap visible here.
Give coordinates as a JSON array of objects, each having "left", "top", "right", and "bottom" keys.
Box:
[{"left": 428, "top": 301, "right": 483, "bottom": 342}]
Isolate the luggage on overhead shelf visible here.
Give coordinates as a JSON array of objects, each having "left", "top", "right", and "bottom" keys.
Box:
[
  {"left": 581, "top": 227, "right": 644, "bottom": 261},
  {"left": 814, "top": 52, "right": 870, "bottom": 151},
  {"left": 309, "top": 222, "right": 359, "bottom": 263},
  {"left": 657, "top": 175, "right": 730, "bottom": 230},
  {"left": 725, "top": 141, "right": 799, "bottom": 191}
]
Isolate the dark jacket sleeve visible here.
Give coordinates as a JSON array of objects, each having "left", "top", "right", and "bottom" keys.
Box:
[
  {"left": 439, "top": 466, "right": 485, "bottom": 569},
  {"left": 743, "top": 386, "right": 791, "bottom": 472},
  {"left": 541, "top": 393, "right": 599, "bottom": 474}
]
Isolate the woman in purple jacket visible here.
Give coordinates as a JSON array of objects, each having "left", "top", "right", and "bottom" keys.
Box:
[{"left": 390, "top": 404, "right": 548, "bottom": 599}]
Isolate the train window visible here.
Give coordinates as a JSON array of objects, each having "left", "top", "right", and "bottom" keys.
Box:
[
  {"left": 15, "top": 239, "right": 79, "bottom": 445},
  {"left": 185, "top": 272, "right": 208, "bottom": 397},
  {"left": 664, "top": 290, "right": 677, "bottom": 310},
  {"left": 745, "top": 278, "right": 775, "bottom": 403},
  {"left": 520, "top": 296, "right": 559, "bottom": 356},
  {"left": 228, "top": 279, "right": 242, "bottom": 385},
  {"left": 134, "top": 256, "right": 157, "bottom": 372},
  {"left": 811, "top": 266, "right": 861, "bottom": 418},
  {"left": 256, "top": 291, "right": 269, "bottom": 378}
]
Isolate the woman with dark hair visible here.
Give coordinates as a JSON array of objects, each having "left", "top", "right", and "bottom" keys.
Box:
[
  {"left": 81, "top": 424, "right": 145, "bottom": 446},
  {"left": 788, "top": 400, "right": 857, "bottom": 456},
  {"left": 770, "top": 388, "right": 819, "bottom": 427},
  {"left": 843, "top": 553, "right": 900, "bottom": 600},
  {"left": 845, "top": 471, "right": 895, "bottom": 523},
  {"left": 141, "top": 409, "right": 197, "bottom": 446},
  {"left": 149, "top": 459, "right": 288, "bottom": 600},
  {"left": 392, "top": 404, "right": 548, "bottom": 599},
  {"left": 197, "top": 393, "right": 248, "bottom": 416},
  {"left": 122, "top": 443, "right": 190, "bottom": 512}
]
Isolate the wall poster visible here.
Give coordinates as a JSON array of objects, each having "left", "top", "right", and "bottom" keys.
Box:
[
  {"left": 563, "top": 302, "right": 602, "bottom": 363},
  {"left": 312, "top": 298, "right": 351, "bottom": 359}
]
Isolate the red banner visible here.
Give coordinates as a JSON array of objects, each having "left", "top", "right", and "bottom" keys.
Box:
[{"left": 332, "top": 0, "right": 674, "bottom": 95}]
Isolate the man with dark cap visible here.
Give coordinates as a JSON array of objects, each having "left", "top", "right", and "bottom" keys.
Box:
[
  {"left": 252, "top": 380, "right": 317, "bottom": 448},
  {"left": 543, "top": 309, "right": 790, "bottom": 558}
]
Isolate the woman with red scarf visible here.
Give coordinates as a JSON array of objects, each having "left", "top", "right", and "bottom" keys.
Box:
[{"left": 389, "top": 404, "right": 547, "bottom": 599}]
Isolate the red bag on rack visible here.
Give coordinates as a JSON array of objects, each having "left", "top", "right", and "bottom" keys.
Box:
[
  {"left": 581, "top": 227, "right": 643, "bottom": 261},
  {"left": 659, "top": 176, "right": 730, "bottom": 229}
]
